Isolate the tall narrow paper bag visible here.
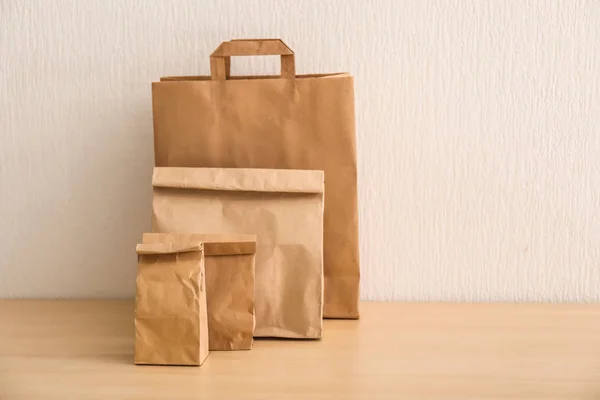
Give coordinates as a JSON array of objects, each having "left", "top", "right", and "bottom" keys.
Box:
[{"left": 135, "top": 242, "right": 209, "bottom": 366}]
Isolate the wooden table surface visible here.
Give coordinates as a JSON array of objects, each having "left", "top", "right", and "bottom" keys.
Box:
[{"left": 1, "top": 300, "right": 600, "bottom": 399}]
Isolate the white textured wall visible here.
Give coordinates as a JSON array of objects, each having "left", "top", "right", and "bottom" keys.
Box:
[{"left": 1, "top": 0, "right": 599, "bottom": 301}]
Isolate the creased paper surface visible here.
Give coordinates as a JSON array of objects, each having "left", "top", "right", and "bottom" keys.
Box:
[{"left": 134, "top": 243, "right": 209, "bottom": 365}]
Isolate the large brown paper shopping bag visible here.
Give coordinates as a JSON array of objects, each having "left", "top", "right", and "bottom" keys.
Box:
[
  {"left": 142, "top": 233, "right": 256, "bottom": 350},
  {"left": 135, "top": 242, "right": 209, "bottom": 366},
  {"left": 152, "top": 38, "right": 359, "bottom": 319},
  {"left": 152, "top": 167, "right": 323, "bottom": 339}
]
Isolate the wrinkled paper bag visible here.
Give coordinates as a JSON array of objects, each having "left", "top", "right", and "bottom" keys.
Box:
[
  {"left": 142, "top": 233, "right": 256, "bottom": 350},
  {"left": 135, "top": 242, "right": 209, "bottom": 365},
  {"left": 152, "top": 167, "right": 324, "bottom": 339}
]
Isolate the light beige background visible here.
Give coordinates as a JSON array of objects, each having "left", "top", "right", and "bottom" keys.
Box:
[{"left": 1, "top": 0, "right": 599, "bottom": 300}]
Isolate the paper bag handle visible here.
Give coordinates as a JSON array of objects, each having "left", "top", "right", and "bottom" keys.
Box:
[{"left": 210, "top": 39, "right": 296, "bottom": 80}]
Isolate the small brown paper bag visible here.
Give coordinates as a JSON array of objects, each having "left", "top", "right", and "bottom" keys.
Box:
[
  {"left": 142, "top": 233, "right": 256, "bottom": 351},
  {"left": 152, "top": 167, "right": 324, "bottom": 339},
  {"left": 134, "top": 242, "right": 209, "bottom": 366}
]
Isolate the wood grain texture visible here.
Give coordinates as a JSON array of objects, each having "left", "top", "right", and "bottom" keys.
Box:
[
  {"left": 1, "top": 0, "right": 600, "bottom": 300},
  {"left": 1, "top": 300, "right": 600, "bottom": 399}
]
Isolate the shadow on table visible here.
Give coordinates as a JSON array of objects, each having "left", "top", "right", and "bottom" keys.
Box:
[
  {"left": 70, "top": 351, "right": 133, "bottom": 366},
  {"left": 91, "top": 353, "right": 134, "bottom": 365}
]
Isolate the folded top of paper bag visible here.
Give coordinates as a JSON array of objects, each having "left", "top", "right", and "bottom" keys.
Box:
[{"left": 152, "top": 167, "right": 324, "bottom": 194}]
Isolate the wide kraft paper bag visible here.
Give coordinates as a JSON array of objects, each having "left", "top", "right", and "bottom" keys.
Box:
[
  {"left": 152, "top": 167, "right": 324, "bottom": 339},
  {"left": 142, "top": 232, "right": 256, "bottom": 351},
  {"left": 152, "top": 38, "right": 359, "bottom": 319},
  {"left": 135, "top": 242, "right": 209, "bottom": 366}
]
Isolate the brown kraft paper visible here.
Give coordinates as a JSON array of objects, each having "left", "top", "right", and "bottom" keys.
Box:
[
  {"left": 151, "top": 167, "right": 324, "bottom": 339},
  {"left": 134, "top": 242, "right": 209, "bottom": 366},
  {"left": 142, "top": 233, "right": 256, "bottom": 351},
  {"left": 152, "top": 38, "right": 359, "bottom": 319}
]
